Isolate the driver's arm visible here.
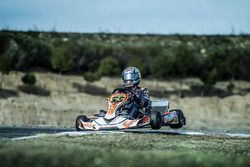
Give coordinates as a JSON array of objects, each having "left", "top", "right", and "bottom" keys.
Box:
[{"left": 135, "top": 88, "right": 150, "bottom": 108}]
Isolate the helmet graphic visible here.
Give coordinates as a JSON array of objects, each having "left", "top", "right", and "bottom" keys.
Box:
[{"left": 122, "top": 67, "right": 141, "bottom": 87}]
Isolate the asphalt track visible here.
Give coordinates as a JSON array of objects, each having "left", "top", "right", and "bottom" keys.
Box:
[
  {"left": 0, "top": 126, "right": 74, "bottom": 138},
  {"left": 0, "top": 126, "right": 250, "bottom": 140}
]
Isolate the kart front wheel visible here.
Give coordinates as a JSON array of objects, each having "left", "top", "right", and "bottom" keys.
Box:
[
  {"left": 75, "top": 115, "right": 89, "bottom": 131},
  {"left": 150, "top": 111, "right": 162, "bottom": 130}
]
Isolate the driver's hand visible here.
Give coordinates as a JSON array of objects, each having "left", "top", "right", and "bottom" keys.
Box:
[
  {"left": 131, "top": 92, "right": 141, "bottom": 104},
  {"left": 130, "top": 91, "right": 137, "bottom": 98}
]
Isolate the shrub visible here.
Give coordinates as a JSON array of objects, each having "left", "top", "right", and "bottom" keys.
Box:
[
  {"left": 0, "top": 38, "right": 14, "bottom": 89},
  {"left": 21, "top": 73, "right": 37, "bottom": 85},
  {"left": 200, "top": 68, "right": 218, "bottom": 87},
  {"left": 225, "top": 48, "right": 240, "bottom": 80},
  {"left": 51, "top": 43, "right": 75, "bottom": 73},
  {"left": 174, "top": 44, "right": 198, "bottom": 77},
  {"left": 14, "top": 34, "right": 52, "bottom": 70},
  {"left": 98, "top": 57, "right": 120, "bottom": 76},
  {"left": 227, "top": 81, "right": 235, "bottom": 93},
  {"left": 1, "top": 31, "right": 250, "bottom": 81},
  {"left": 0, "top": 54, "right": 11, "bottom": 75},
  {"left": 152, "top": 51, "right": 175, "bottom": 78}
]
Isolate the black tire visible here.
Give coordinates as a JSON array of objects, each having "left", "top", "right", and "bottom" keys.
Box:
[
  {"left": 75, "top": 115, "right": 89, "bottom": 131},
  {"left": 169, "top": 109, "right": 186, "bottom": 129},
  {"left": 150, "top": 111, "right": 163, "bottom": 129}
]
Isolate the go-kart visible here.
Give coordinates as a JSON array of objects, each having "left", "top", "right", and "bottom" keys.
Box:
[{"left": 75, "top": 87, "right": 186, "bottom": 131}]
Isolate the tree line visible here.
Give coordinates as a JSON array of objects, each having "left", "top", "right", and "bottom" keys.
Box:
[{"left": 1, "top": 30, "right": 250, "bottom": 88}]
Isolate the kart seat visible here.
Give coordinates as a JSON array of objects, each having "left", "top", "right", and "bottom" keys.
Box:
[{"left": 148, "top": 100, "right": 169, "bottom": 114}]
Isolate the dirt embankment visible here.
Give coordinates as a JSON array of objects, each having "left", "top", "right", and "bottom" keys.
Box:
[{"left": 0, "top": 72, "right": 250, "bottom": 132}]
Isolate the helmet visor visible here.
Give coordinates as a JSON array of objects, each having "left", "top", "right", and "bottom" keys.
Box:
[{"left": 124, "top": 73, "right": 136, "bottom": 81}]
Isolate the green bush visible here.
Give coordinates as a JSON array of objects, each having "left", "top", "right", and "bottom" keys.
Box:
[
  {"left": 1, "top": 31, "right": 250, "bottom": 81},
  {"left": 227, "top": 81, "right": 235, "bottom": 93},
  {"left": 174, "top": 44, "right": 198, "bottom": 77},
  {"left": 225, "top": 48, "right": 240, "bottom": 79},
  {"left": 51, "top": 44, "right": 75, "bottom": 73},
  {"left": 200, "top": 68, "right": 218, "bottom": 88},
  {"left": 0, "top": 54, "right": 12, "bottom": 89},
  {"left": 0, "top": 54, "right": 11, "bottom": 75},
  {"left": 14, "top": 34, "right": 52, "bottom": 70},
  {"left": 152, "top": 51, "right": 175, "bottom": 78},
  {"left": 238, "top": 53, "right": 250, "bottom": 80},
  {"left": 98, "top": 57, "right": 120, "bottom": 76},
  {"left": 21, "top": 73, "right": 37, "bottom": 85}
]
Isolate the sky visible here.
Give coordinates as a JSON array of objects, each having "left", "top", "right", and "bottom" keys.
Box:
[{"left": 0, "top": 0, "right": 249, "bottom": 34}]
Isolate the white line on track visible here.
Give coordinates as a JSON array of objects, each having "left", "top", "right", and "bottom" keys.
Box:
[
  {"left": 11, "top": 131, "right": 125, "bottom": 141},
  {"left": 176, "top": 131, "right": 250, "bottom": 138},
  {"left": 178, "top": 131, "right": 205, "bottom": 136},
  {"left": 179, "top": 131, "right": 250, "bottom": 138},
  {"left": 124, "top": 129, "right": 250, "bottom": 138},
  {"left": 225, "top": 133, "right": 250, "bottom": 138}
]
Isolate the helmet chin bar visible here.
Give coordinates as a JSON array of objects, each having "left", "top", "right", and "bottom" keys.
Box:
[{"left": 125, "top": 80, "right": 134, "bottom": 87}]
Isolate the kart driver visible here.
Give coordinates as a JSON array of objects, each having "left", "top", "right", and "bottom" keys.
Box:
[{"left": 117, "top": 67, "right": 150, "bottom": 119}]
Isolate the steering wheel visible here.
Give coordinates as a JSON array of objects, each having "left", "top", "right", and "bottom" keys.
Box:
[
  {"left": 112, "top": 87, "right": 135, "bottom": 94},
  {"left": 112, "top": 87, "right": 136, "bottom": 104}
]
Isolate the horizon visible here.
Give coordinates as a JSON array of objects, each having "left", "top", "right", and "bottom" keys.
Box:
[{"left": 1, "top": 29, "right": 250, "bottom": 36}]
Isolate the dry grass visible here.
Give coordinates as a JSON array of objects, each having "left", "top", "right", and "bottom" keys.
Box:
[{"left": 0, "top": 72, "right": 250, "bottom": 132}]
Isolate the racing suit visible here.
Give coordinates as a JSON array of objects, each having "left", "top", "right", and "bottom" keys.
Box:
[{"left": 123, "top": 86, "right": 150, "bottom": 119}]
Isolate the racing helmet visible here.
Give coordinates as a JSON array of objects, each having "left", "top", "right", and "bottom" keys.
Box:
[{"left": 122, "top": 67, "right": 141, "bottom": 87}]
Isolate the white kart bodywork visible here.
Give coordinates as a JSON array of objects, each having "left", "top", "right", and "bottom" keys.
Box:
[{"left": 78, "top": 116, "right": 141, "bottom": 130}]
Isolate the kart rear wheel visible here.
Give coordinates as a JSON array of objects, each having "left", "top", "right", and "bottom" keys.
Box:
[
  {"left": 150, "top": 111, "right": 162, "bottom": 129},
  {"left": 75, "top": 115, "right": 89, "bottom": 131},
  {"left": 169, "top": 109, "right": 186, "bottom": 129}
]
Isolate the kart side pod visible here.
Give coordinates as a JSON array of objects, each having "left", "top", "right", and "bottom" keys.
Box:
[{"left": 149, "top": 100, "right": 186, "bottom": 129}]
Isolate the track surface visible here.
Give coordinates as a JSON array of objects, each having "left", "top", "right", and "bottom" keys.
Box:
[
  {"left": 0, "top": 126, "right": 74, "bottom": 138},
  {"left": 0, "top": 126, "right": 250, "bottom": 139}
]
